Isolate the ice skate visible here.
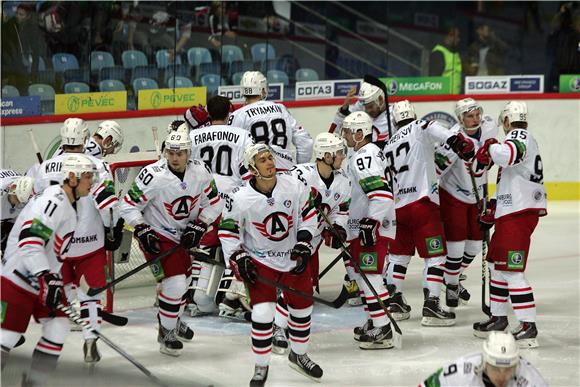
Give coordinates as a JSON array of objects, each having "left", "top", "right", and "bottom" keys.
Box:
[
  {"left": 176, "top": 318, "right": 194, "bottom": 341},
  {"left": 272, "top": 324, "right": 289, "bottom": 355},
  {"left": 83, "top": 338, "right": 101, "bottom": 363},
  {"left": 353, "top": 319, "right": 373, "bottom": 342},
  {"left": 185, "top": 302, "right": 213, "bottom": 317},
  {"left": 249, "top": 365, "right": 269, "bottom": 387},
  {"left": 512, "top": 322, "right": 539, "bottom": 348},
  {"left": 388, "top": 292, "right": 411, "bottom": 321},
  {"left": 422, "top": 294, "right": 456, "bottom": 327},
  {"left": 458, "top": 283, "right": 470, "bottom": 304},
  {"left": 473, "top": 316, "right": 508, "bottom": 338},
  {"left": 358, "top": 324, "right": 394, "bottom": 350},
  {"left": 158, "top": 325, "right": 183, "bottom": 356},
  {"left": 288, "top": 350, "right": 323, "bottom": 382},
  {"left": 219, "top": 298, "right": 251, "bottom": 321},
  {"left": 445, "top": 284, "right": 459, "bottom": 308}
]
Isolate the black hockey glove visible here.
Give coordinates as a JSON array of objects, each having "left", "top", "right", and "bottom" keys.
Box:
[
  {"left": 358, "top": 217, "right": 380, "bottom": 247},
  {"left": 323, "top": 224, "right": 347, "bottom": 249},
  {"left": 104, "top": 218, "right": 125, "bottom": 251},
  {"left": 230, "top": 250, "right": 257, "bottom": 284},
  {"left": 37, "top": 271, "right": 64, "bottom": 311},
  {"left": 447, "top": 133, "right": 476, "bottom": 161},
  {"left": 180, "top": 220, "right": 208, "bottom": 249},
  {"left": 290, "top": 241, "right": 313, "bottom": 275},
  {"left": 134, "top": 223, "right": 161, "bottom": 255}
]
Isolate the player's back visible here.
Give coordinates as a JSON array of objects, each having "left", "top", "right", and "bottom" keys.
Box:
[{"left": 1, "top": 169, "right": 22, "bottom": 221}]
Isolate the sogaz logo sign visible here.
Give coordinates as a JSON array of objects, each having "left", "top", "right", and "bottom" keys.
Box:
[
  {"left": 465, "top": 76, "right": 509, "bottom": 94},
  {"left": 218, "top": 86, "right": 243, "bottom": 103},
  {"left": 295, "top": 81, "right": 334, "bottom": 99}
]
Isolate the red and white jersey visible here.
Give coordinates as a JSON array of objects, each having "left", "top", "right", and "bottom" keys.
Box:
[
  {"left": 229, "top": 100, "right": 313, "bottom": 170},
  {"left": 120, "top": 158, "right": 222, "bottom": 243},
  {"left": 331, "top": 102, "right": 395, "bottom": 143},
  {"left": 30, "top": 153, "right": 117, "bottom": 258},
  {"left": 487, "top": 128, "right": 547, "bottom": 219},
  {"left": 383, "top": 120, "right": 453, "bottom": 209},
  {"left": 420, "top": 352, "right": 548, "bottom": 387},
  {"left": 1, "top": 169, "right": 24, "bottom": 222},
  {"left": 1, "top": 185, "right": 77, "bottom": 295},
  {"left": 54, "top": 137, "right": 104, "bottom": 159},
  {"left": 218, "top": 172, "right": 318, "bottom": 272},
  {"left": 435, "top": 115, "right": 498, "bottom": 204},
  {"left": 290, "top": 163, "right": 351, "bottom": 246},
  {"left": 347, "top": 143, "right": 395, "bottom": 240},
  {"left": 189, "top": 124, "right": 254, "bottom": 195}
]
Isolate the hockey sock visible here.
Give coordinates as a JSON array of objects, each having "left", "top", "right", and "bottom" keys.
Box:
[
  {"left": 158, "top": 275, "right": 187, "bottom": 330},
  {"left": 63, "top": 283, "right": 78, "bottom": 304},
  {"left": 386, "top": 255, "right": 410, "bottom": 293},
  {"left": 343, "top": 256, "right": 357, "bottom": 281},
  {"left": 359, "top": 274, "right": 389, "bottom": 328},
  {"left": 444, "top": 241, "right": 464, "bottom": 286},
  {"left": 504, "top": 272, "right": 536, "bottom": 322},
  {"left": 424, "top": 258, "right": 445, "bottom": 298},
  {"left": 251, "top": 302, "right": 275, "bottom": 367},
  {"left": 1, "top": 346, "right": 10, "bottom": 370},
  {"left": 287, "top": 305, "right": 313, "bottom": 355},
  {"left": 26, "top": 348, "right": 61, "bottom": 385},
  {"left": 490, "top": 267, "right": 509, "bottom": 316},
  {"left": 274, "top": 295, "right": 289, "bottom": 329}
]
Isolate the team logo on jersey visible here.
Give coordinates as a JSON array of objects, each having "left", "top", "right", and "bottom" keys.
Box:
[
  {"left": 54, "top": 232, "right": 74, "bottom": 262},
  {"left": 180, "top": 181, "right": 188, "bottom": 190},
  {"left": 267, "top": 197, "right": 275, "bottom": 206},
  {"left": 163, "top": 195, "right": 200, "bottom": 220},
  {"left": 252, "top": 212, "right": 294, "bottom": 241},
  {"left": 334, "top": 193, "right": 340, "bottom": 200},
  {"left": 533, "top": 190, "right": 544, "bottom": 202},
  {"left": 507, "top": 250, "right": 525, "bottom": 270},
  {"left": 359, "top": 252, "right": 378, "bottom": 272},
  {"left": 426, "top": 236, "right": 444, "bottom": 255},
  {"left": 284, "top": 200, "right": 292, "bottom": 208}
]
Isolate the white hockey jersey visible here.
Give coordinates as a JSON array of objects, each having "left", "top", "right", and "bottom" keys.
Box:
[
  {"left": 54, "top": 137, "right": 104, "bottom": 159},
  {"left": 218, "top": 172, "right": 318, "bottom": 272},
  {"left": 488, "top": 128, "right": 547, "bottom": 219},
  {"left": 383, "top": 120, "right": 454, "bottom": 209},
  {"left": 120, "top": 158, "right": 222, "bottom": 242},
  {"left": 0, "top": 169, "right": 24, "bottom": 222},
  {"left": 31, "top": 153, "right": 117, "bottom": 258},
  {"left": 1, "top": 185, "right": 77, "bottom": 295},
  {"left": 420, "top": 352, "right": 548, "bottom": 387},
  {"left": 435, "top": 115, "right": 498, "bottom": 204},
  {"left": 347, "top": 143, "right": 396, "bottom": 241},
  {"left": 290, "top": 163, "right": 351, "bottom": 246},
  {"left": 331, "top": 101, "right": 396, "bottom": 143},
  {"left": 189, "top": 124, "right": 254, "bottom": 195},
  {"left": 229, "top": 100, "right": 313, "bottom": 170}
]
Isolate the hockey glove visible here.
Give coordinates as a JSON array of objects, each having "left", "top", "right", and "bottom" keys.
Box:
[
  {"left": 290, "top": 241, "right": 313, "bottom": 275},
  {"left": 323, "top": 224, "right": 347, "bottom": 249},
  {"left": 134, "top": 223, "right": 161, "bottom": 255},
  {"left": 230, "top": 250, "right": 257, "bottom": 284},
  {"left": 38, "top": 271, "right": 64, "bottom": 311},
  {"left": 180, "top": 220, "right": 208, "bottom": 249},
  {"left": 478, "top": 199, "right": 497, "bottom": 231},
  {"left": 359, "top": 217, "right": 380, "bottom": 247},
  {"left": 104, "top": 218, "right": 125, "bottom": 251},
  {"left": 475, "top": 138, "right": 500, "bottom": 167},
  {"left": 447, "top": 133, "right": 476, "bottom": 161}
]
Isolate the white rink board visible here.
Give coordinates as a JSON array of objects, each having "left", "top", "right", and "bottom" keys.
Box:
[{"left": 2, "top": 202, "right": 578, "bottom": 387}]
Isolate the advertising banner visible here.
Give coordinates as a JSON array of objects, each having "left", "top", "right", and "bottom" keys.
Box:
[
  {"left": 380, "top": 77, "right": 451, "bottom": 96},
  {"left": 1, "top": 96, "right": 41, "bottom": 117},
  {"left": 559, "top": 74, "right": 580, "bottom": 92},
  {"left": 295, "top": 79, "right": 362, "bottom": 100},
  {"left": 138, "top": 87, "right": 206, "bottom": 110},
  {"left": 465, "top": 75, "right": 544, "bottom": 94},
  {"left": 218, "top": 83, "right": 284, "bottom": 103},
  {"left": 54, "top": 91, "right": 126, "bottom": 114}
]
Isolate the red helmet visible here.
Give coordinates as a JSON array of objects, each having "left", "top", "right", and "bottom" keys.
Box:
[{"left": 184, "top": 105, "right": 210, "bottom": 129}]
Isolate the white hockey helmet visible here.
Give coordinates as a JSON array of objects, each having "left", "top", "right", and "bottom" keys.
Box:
[
  {"left": 175, "top": 123, "right": 191, "bottom": 135},
  {"left": 483, "top": 332, "right": 520, "bottom": 368},
  {"left": 95, "top": 120, "right": 124, "bottom": 154},
  {"left": 240, "top": 71, "right": 268, "bottom": 99},
  {"left": 62, "top": 154, "right": 96, "bottom": 181},
  {"left": 392, "top": 100, "right": 417, "bottom": 126},
  {"left": 499, "top": 101, "right": 528, "bottom": 127},
  {"left": 342, "top": 111, "right": 373, "bottom": 138},
  {"left": 313, "top": 133, "right": 346, "bottom": 160},
  {"left": 60, "top": 118, "right": 89, "bottom": 146},
  {"left": 243, "top": 143, "right": 273, "bottom": 171},
  {"left": 455, "top": 98, "right": 483, "bottom": 128},
  {"left": 9, "top": 176, "right": 34, "bottom": 204},
  {"left": 164, "top": 132, "right": 192, "bottom": 153},
  {"left": 358, "top": 82, "right": 385, "bottom": 106}
]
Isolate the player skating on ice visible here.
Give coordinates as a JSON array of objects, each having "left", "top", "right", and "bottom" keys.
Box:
[
  {"left": 218, "top": 143, "right": 322, "bottom": 385},
  {"left": 120, "top": 132, "right": 222, "bottom": 356},
  {"left": 472, "top": 101, "right": 547, "bottom": 348},
  {"left": 1, "top": 154, "right": 96, "bottom": 384},
  {"left": 382, "top": 100, "right": 475, "bottom": 327},
  {"left": 1, "top": 171, "right": 34, "bottom": 255},
  {"left": 420, "top": 331, "right": 547, "bottom": 387},
  {"left": 435, "top": 98, "right": 498, "bottom": 308}
]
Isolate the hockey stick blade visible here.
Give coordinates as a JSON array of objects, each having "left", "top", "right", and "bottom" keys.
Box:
[
  {"left": 87, "top": 245, "right": 179, "bottom": 297},
  {"left": 255, "top": 274, "right": 342, "bottom": 309},
  {"left": 101, "top": 310, "right": 128, "bottom": 326}
]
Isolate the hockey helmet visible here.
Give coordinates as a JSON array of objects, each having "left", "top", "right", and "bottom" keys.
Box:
[
  {"left": 60, "top": 118, "right": 88, "bottom": 146},
  {"left": 483, "top": 331, "right": 520, "bottom": 368},
  {"left": 167, "top": 120, "right": 186, "bottom": 134},
  {"left": 164, "top": 132, "right": 192, "bottom": 153},
  {"left": 243, "top": 143, "right": 273, "bottom": 171},
  {"left": 313, "top": 133, "right": 346, "bottom": 160},
  {"left": 62, "top": 154, "right": 96, "bottom": 181},
  {"left": 184, "top": 105, "right": 210, "bottom": 129},
  {"left": 342, "top": 111, "right": 373, "bottom": 139},
  {"left": 9, "top": 176, "right": 34, "bottom": 204},
  {"left": 392, "top": 100, "right": 417, "bottom": 126},
  {"left": 358, "top": 82, "right": 385, "bottom": 106},
  {"left": 499, "top": 101, "right": 527, "bottom": 127},
  {"left": 95, "top": 120, "right": 124, "bottom": 154},
  {"left": 240, "top": 71, "right": 268, "bottom": 99},
  {"left": 455, "top": 98, "right": 483, "bottom": 130}
]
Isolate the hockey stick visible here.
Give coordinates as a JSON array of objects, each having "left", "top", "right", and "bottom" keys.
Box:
[
  {"left": 86, "top": 245, "right": 180, "bottom": 297},
  {"left": 152, "top": 127, "right": 161, "bottom": 159},
  {"left": 467, "top": 163, "right": 492, "bottom": 317},
  {"left": 27, "top": 129, "right": 43, "bottom": 163},
  {"left": 57, "top": 304, "right": 166, "bottom": 386},
  {"left": 318, "top": 251, "right": 347, "bottom": 281},
  {"left": 318, "top": 209, "right": 403, "bottom": 348}
]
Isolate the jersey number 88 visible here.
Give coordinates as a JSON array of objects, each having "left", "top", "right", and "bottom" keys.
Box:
[{"left": 251, "top": 119, "right": 287, "bottom": 148}]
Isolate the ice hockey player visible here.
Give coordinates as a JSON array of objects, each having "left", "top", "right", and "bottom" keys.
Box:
[
  {"left": 218, "top": 143, "right": 322, "bottom": 385},
  {"left": 435, "top": 98, "right": 498, "bottom": 309},
  {"left": 187, "top": 95, "right": 253, "bottom": 318},
  {"left": 32, "top": 121, "right": 123, "bottom": 363},
  {"left": 382, "top": 100, "right": 475, "bottom": 327},
  {"left": 330, "top": 75, "right": 395, "bottom": 145},
  {"left": 1, "top": 154, "right": 96, "bottom": 385},
  {"left": 229, "top": 70, "right": 313, "bottom": 171},
  {"left": 340, "top": 111, "right": 396, "bottom": 349},
  {"left": 120, "top": 131, "right": 222, "bottom": 356},
  {"left": 1, "top": 171, "right": 34, "bottom": 255},
  {"left": 420, "top": 331, "right": 548, "bottom": 387},
  {"left": 272, "top": 132, "right": 351, "bottom": 354},
  {"left": 472, "top": 101, "right": 547, "bottom": 348},
  {"left": 184, "top": 104, "right": 211, "bottom": 130},
  {"left": 53, "top": 119, "right": 123, "bottom": 159}
]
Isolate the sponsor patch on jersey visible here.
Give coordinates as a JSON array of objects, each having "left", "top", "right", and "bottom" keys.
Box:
[
  {"left": 426, "top": 236, "right": 444, "bottom": 255},
  {"left": 334, "top": 192, "right": 340, "bottom": 200},
  {"left": 0, "top": 301, "right": 6, "bottom": 323},
  {"left": 507, "top": 250, "right": 525, "bottom": 270},
  {"left": 267, "top": 197, "right": 275, "bottom": 206},
  {"left": 149, "top": 259, "right": 165, "bottom": 281},
  {"left": 284, "top": 199, "right": 292, "bottom": 208},
  {"left": 533, "top": 190, "right": 544, "bottom": 202},
  {"left": 359, "top": 252, "right": 378, "bottom": 272},
  {"left": 180, "top": 181, "right": 188, "bottom": 190}
]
